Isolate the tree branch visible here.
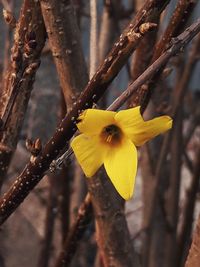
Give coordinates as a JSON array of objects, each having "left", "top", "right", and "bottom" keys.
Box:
[
  {"left": 0, "top": 0, "right": 167, "bottom": 225},
  {"left": 47, "top": 19, "right": 200, "bottom": 266},
  {"left": 0, "top": 0, "right": 46, "bottom": 188}
]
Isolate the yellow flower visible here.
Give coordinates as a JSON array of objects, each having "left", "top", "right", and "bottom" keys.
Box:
[{"left": 71, "top": 106, "right": 172, "bottom": 200}]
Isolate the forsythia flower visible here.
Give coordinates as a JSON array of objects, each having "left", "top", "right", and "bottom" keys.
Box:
[{"left": 71, "top": 106, "right": 172, "bottom": 200}]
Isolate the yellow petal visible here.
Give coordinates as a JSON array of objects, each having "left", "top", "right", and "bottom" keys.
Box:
[
  {"left": 77, "top": 109, "right": 115, "bottom": 135},
  {"left": 115, "top": 107, "right": 172, "bottom": 146},
  {"left": 71, "top": 134, "right": 104, "bottom": 177},
  {"left": 103, "top": 139, "right": 137, "bottom": 200}
]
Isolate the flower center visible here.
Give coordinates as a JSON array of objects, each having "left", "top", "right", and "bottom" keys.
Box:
[{"left": 100, "top": 124, "right": 123, "bottom": 146}]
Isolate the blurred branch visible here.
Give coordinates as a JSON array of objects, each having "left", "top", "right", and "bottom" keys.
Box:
[
  {"left": 90, "top": 0, "right": 98, "bottom": 78},
  {"left": 37, "top": 176, "right": 58, "bottom": 267},
  {"left": 184, "top": 106, "right": 200, "bottom": 148},
  {"left": 177, "top": 146, "right": 200, "bottom": 266},
  {"left": 184, "top": 214, "right": 200, "bottom": 267},
  {"left": 183, "top": 150, "right": 193, "bottom": 174},
  {"left": 54, "top": 193, "right": 92, "bottom": 267}
]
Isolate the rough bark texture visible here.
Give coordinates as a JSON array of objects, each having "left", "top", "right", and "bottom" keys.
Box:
[
  {"left": 88, "top": 171, "right": 139, "bottom": 267},
  {"left": 0, "top": 0, "right": 46, "bottom": 189}
]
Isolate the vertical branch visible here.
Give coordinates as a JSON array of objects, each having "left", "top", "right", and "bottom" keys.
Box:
[
  {"left": 40, "top": 0, "right": 89, "bottom": 236},
  {"left": 164, "top": 108, "right": 183, "bottom": 267},
  {"left": 129, "top": 0, "right": 160, "bottom": 105},
  {"left": 177, "top": 146, "right": 200, "bottom": 266},
  {"left": 40, "top": 0, "right": 88, "bottom": 108},
  {"left": 87, "top": 171, "right": 140, "bottom": 267},
  {"left": 37, "top": 176, "right": 58, "bottom": 267},
  {"left": 143, "top": 32, "right": 200, "bottom": 267},
  {"left": 184, "top": 215, "right": 200, "bottom": 267},
  {"left": 2, "top": 0, "right": 16, "bottom": 77},
  {"left": 54, "top": 193, "right": 93, "bottom": 267},
  {"left": 90, "top": 0, "right": 98, "bottom": 78},
  {"left": 0, "top": 0, "right": 46, "bottom": 189}
]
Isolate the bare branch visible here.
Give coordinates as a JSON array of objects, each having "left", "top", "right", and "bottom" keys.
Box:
[
  {"left": 0, "top": 0, "right": 46, "bottom": 188},
  {"left": 0, "top": 0, "right": 167, "bottom": 225}
]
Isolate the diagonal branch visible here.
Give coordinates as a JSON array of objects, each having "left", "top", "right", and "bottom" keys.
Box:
[
  {"left": 1, "top": 18, "right": 199, "bottom": 227},
  {"left": 48, "top": 19, "right": 200, "bottom": 266},
  {"left": 0, "top": 0, "right": 169, "bottom": 225}
]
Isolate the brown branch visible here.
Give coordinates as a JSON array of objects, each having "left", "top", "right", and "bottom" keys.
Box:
[
  {"left": 85, "top": 170, "right": 140, "bottom": 267},
  {"left": 183, "top": 150, "right": 194, "bottom": 174},
  {"left": 54, "top": 193, "right": 92, "bottom": 267},
  {"left": 152, "top": 0, "right": 196, "bottom": 61},
  {"left": 140, "top": 24, "right": 200, "bottom": 267},
  {"left": 40, "top": 0, "right": 88, "bottom": 243},
  {"left": 48, "top": 20, "right": 200, "bottom": 266},
  {"left": 184, "top": 106, "right": 200, "bottom": 148},
  {"left": 50, "top": 20, "right": 200, "bottom": 172},
  {"left": 0, "top": 0, "right": 46, "bottom": 189},
  {"left": 108, "top": 20, "right": 200, "bottom": 111},
  {"left": 2, "top": 1, "right": 16, "bottom": 76},
  {"left": 164, "top": 108, "right": 183, "bottom": 267},
  {"left": 130, "top": 0, "right": 197, "bottom": 111},
  {"left": 128, "top": 0, "right": 160, "bottom": 106},
  {"left": 184, "top": 214, "right": 200, "bottom": 267},
  {"left": 40, "top": 0, "right": 88, "bottom": 108},
  {"left": 177, "top": 146, "right": 200, "bottom": 266},
  {"left": 0, "top": 0, "right": 168, "bottom": 225},
  {"left": 37, "top": 176, "right": 58, "bottom": 267}
]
